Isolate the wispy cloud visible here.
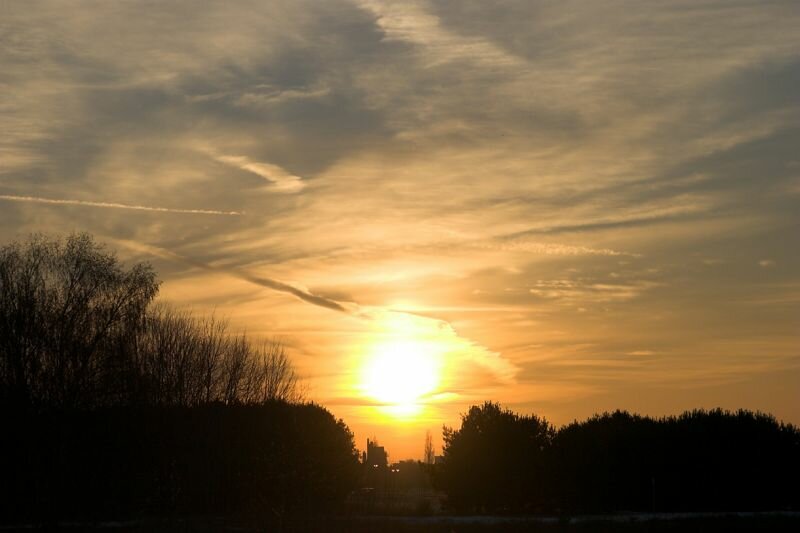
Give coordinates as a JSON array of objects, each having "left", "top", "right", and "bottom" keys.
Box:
[
  {"left": 358, "top": 0, "right": 520, "bottom": 68},
  {"left": 628, "top": 350, "right": 656, "bottom": 357},
  {"left": 486, "top": 240, "right": 636, "bottom": 257},
  {"left": 529, "top": 279, "right": 661, "bottom": 304},
  {"left": 362, "top": 307, "right": 520, "bottom": 385},
  {"left": 0, "top": 194, "right": 242, "bottom": 215},
  {"left": 113, "top": 238, "right": 347, "bottom": 313},
  {"left": 2, "top": 0, "right": 799, "bottom": 451},
  {"left": 239, "top": 272, "right": 354, "bottom": 314},
  {"left": 213, "top": 155, "right": 306, "bottom": 193},
  {"left": 114, "top": 237, "right": 519, "bottom": 384}
]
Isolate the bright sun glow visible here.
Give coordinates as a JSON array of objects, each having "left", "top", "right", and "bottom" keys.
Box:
[{"left": 362, "top": 340, "right": 440, "bottom": 416}]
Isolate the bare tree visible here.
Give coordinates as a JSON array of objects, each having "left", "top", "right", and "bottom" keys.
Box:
[
  {"left": 220, "top": 332, "right": 251, "bottom": 404},
  {"left": 0, "top": 233, "right": 158, "bottom": 409},
  {"left": 424, "top": 429, "right": 436, "bottom": 465},
  {"left": 0, "top": 233, "right": 304, "bottom": 410},
  {"left": 252, "top": 340, "right": 301, "bottom": 403},
  {"left": 134, "top": 305, "right": 302, "bottom": 406}
]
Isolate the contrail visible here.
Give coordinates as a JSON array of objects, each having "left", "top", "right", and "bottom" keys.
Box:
[{"left": 0, "top": 194, "right": 243, "bottom": 216}]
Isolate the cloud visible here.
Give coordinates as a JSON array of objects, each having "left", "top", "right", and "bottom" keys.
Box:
[
  {"left": 2, "top": 0, "right": 800, "bottom": 445},
  {"left": 113, "top": 238, "right": 348, "bottom": 313},
  {"left": 114, "top": 237, "right": 519, "bottom": 385},
  {"left": 357, "top": 0, "right": 520, "bottom": 69},
  {"left": 213, "top": 154, "right": 306, "bottom": 193},
  {"left": 504, "top": 201, "right": 713, "bottom": 237},
  {"left": 233, "top": 85, "right": 332, "bottom": 108},
  {"left": 238, "top": 272, "right": 352, "bottom": 313},
  {"left": 487, "top": 240, "right": 635, "bottom": 257},
  {"left": 0, "top": 194, "right": 242, "bottom": 216},
  {"left": 529, "top": 279, "right": 660, "bottom": 304},
  {"left": 363, "top": 308, "right": 520, "bottom": 385}
]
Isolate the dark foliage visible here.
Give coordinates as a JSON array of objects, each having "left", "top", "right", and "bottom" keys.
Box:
[
  {"left": 2, "top": 402, "right": 360, "bottom": 523},
  {"left": 437, "top": 403, "right": 800, "bottom": 514},
  {"left": 439, "top": 402, "right": 555, "bottom": 512},
  {"left": 554, "top": 409, "right": 800, "bottom": 513}
]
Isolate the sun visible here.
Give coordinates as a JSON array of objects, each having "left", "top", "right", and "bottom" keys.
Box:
[{"left": 360, "top": 338, "right": 442, "bottom": 417}]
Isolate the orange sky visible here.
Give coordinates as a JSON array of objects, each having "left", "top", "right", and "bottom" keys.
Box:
[{"left": 2, "top": 0, "right": 799, "bottom": 458}]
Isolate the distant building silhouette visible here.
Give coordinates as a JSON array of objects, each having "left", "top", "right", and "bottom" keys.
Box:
[
  {"left": 362, "top": 438, "right": 390, "bottom": 490},
  {"left": 366, "top": 438, "right": 388, "bottom": 469}
]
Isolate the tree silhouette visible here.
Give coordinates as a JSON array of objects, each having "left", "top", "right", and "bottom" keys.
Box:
[
  {"left": 439, "top": 401, "right": 554, "bottom": 512},
  {"left": 0, "top": 233, "right": 303, "bottom": 411},
  {"left": 424, "top": 429, "right": 435, "bottom": 465},
  {"left": 133, "top": 305, "right": 302, "bottom": 407},
  {"left": 0, "top": 233, "right": 158, "bottom": 410}
]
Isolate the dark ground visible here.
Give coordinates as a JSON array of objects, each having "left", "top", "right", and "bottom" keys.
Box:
[{"left": 3, "top": 513, "right": 800, "bottom": 532}]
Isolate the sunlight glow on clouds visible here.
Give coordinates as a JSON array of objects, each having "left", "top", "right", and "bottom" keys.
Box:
[
  {"left": 2, "top": 0, "right": 799, "bottom": 457},
  {"left": 213, "top": 154, "right": 306, "bottom": 193}
]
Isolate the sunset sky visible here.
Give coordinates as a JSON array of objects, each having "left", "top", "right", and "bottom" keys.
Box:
[{"left": 2, "top": 0, "right": 799, "bottom": 459}]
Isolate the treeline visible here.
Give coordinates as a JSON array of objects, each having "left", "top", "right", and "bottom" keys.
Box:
[
  {"left": 0, "top": 234, "right": 359, "bottom": 523},
  {"left": 437, "top": 402, "right": 800, "bottom": 514}
]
